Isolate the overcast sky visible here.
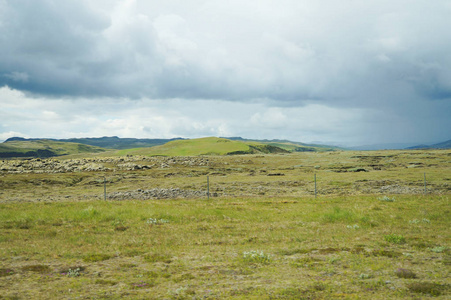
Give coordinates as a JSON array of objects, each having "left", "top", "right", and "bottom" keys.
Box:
[{"left": 1, "top": 0, "right": 450, "bottom": 146}]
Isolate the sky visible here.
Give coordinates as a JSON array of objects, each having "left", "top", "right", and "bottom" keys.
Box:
[{"left": 1, "top": 0, "right": 450, "bottom": 147}]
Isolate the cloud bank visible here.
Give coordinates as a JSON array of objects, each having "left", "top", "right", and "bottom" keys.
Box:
[{"left": 0, "top": 0, "right": 450, "bottom": 145}]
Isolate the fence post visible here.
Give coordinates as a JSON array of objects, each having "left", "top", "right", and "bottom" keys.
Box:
[
  {"left": 207, "top": 176, "right": 210, "bottom": 200},
  {"left": 424, "top": 173, "right": 426, "bottom": 194},
  {"left": 104, "top": 177, "right": 106, "bottom": 201},
  {"left": 314, "top": 173, "right": 317, "bottom": 199}
]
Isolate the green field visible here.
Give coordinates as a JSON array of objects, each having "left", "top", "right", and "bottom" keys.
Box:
[
  {"left": 0, "top": 196, "right": 449, "bottom": 299},
  {"left": 0, "top": 150, "right": 449, "bottom": 299}
]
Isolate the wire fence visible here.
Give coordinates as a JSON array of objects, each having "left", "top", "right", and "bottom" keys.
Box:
[{"left": 102, "top": 171, "right": 446, "bottom": 201}]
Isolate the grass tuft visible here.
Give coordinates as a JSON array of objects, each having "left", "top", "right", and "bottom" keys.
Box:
[
  {"left": 321, "top": 207, "right": 357, "bottom": 223},
  {"left": 95, "top": 279, "right": 117, "bottom": 286},
  {"left": 278, "top": 248, "right": 310, "bottom": 256},
  {"left": 143, "top": 252, "right": 173, "bottom": 263},
  {"left": 384, "top": 234, "right": 406, "bottom": 244},
  {"left": 395, "top": 268, "right": 416, "bottom": 279},
  {"left": 83, "top": 253, "right": 112, "bottom": 262},
  {"left": 0, "top": 268, "right": 14, "bottom": 277},
  {"left": 430, "top": 246, "right": 447, "bottom": 253},
  {"left": 242, "top": 250, "right": 271, "bottom": 264},
  {"left": 407, "top": 282, "right": 447, "bottom": 296},
  {"left": 21, "top": 264, "right": 51, "bottom": 273},
  {"left": 371, "top": 249, "right": 402, "bottom": 258}
]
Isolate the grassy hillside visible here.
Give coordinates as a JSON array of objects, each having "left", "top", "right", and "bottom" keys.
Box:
[
  {"left": 0, "top": 137, "right": 330, "bottom": 159},
  {"left": 116, "top": 137, "right": 289, "bottom": 156},
  {"left": 226, "top": 137, "right": 342, "bottom": 152},
  {"left": 0, "top": 140, "right": 106, "bottom": 158},
  {"left": 260, "top": 141, "right": 327, "bottom": 152}
]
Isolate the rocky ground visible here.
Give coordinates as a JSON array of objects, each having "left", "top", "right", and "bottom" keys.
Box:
[
  {"left": 1, "top": 151, "right": 449, "bottom": 203},
  {"left": 0, "top": 156, "right": 211, "bottom": 173},
  {"left": 107, "top": 188, "right": 208, "bottom": 200}
]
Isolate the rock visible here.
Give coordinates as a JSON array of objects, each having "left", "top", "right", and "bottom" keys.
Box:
[{"left": 106, "top": 188, "right": 208, "bottom": 200}]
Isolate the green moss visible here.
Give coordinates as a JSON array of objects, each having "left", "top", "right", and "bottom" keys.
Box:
[{"left": 83, "top": 254, "right": 112, "bottom": 262}]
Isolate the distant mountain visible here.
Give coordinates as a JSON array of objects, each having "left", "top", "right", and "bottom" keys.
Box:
[
  {"left": 0, "top": 139, "right": 105, "bottom": 158},
  {"left": 348, "top": 139, "right": 451, "bottom": 150},
  {"left": 349, "top": 143, "right": 421, "bottom": 150},
  {"left": 406, "top": 139, "right": 451, "bottom": 150},
  {"left": 5, "top": 136, "right": 183, "bottom": 150}
]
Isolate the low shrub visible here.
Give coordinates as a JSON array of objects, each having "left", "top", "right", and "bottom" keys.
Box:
[
  {"left": 384, "top": 234, "right": 406, "bottom": 244},
  {"left": 0, "top": 268, "right": 14, "bottom": 277},
  {"left": 395, "top": 268, "right": 416, "bottom": 279},
  {"left": 378, "top": 196, "right": 395, "bottom": 202},
  {"left": 242, "top": 250, "right": 271, "bottom": 264}
]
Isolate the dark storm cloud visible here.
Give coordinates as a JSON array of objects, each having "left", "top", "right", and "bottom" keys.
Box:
[
  {"left": 0, "top": 1, "right": 107, "bottom": 95},
  {"left": 1, "top": 0, "right": 448, "bottom": 104},
  {"left": 0, "top": 0, "right": 450, "bottom": 145}
]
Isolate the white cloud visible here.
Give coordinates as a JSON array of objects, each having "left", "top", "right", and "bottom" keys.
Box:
[
  {"left": 250, "top": 108, "right": 288, "bottom": 129},
  {"left": 0, "top": 86, "right": 373, "bottom": 145},
  {"left": 0, "top": 131, "right": 29, "bottom": 141}
]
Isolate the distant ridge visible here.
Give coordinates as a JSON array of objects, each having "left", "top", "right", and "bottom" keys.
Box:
[
  {"left": 5, "top": 136, "right": 184, "bottom": 150},
  {"left": 0, "top": 139, "right": 105, "bottom": 158},
  {"left": 1, "top": 136, "right": 340, "bottom": 158},
  {"left": 349, "top": 143, "right": 419, "bottom": 150},
  {"left": 349, "top": 139, "right": 451, "bottom": 150},
  {"left": 4, "top": 136, "right": 339, "bottom": 151},
  {"left": 406, "top": 139, "right": 451, "bottom": 150}
]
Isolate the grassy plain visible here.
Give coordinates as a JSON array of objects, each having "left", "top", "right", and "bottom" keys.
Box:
[{"left": 0, "top": 150, "right": 449, "bottom": 299}]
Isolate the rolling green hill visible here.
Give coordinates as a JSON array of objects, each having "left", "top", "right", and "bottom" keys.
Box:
[
  {"left": 223, "top": 137, "right": 342, "bottom": 152},
  {"left": 116, "top": 137, "right": 290, "bottom": 156},
  {"left": 0, "top": 140, "right": 106, "bottom": 158},
  {"left": 4, "top": 136, "right": 340, "bottom": 152},
  {"left": 1, "top": 136, "right": 338, "bottom": 158}
]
